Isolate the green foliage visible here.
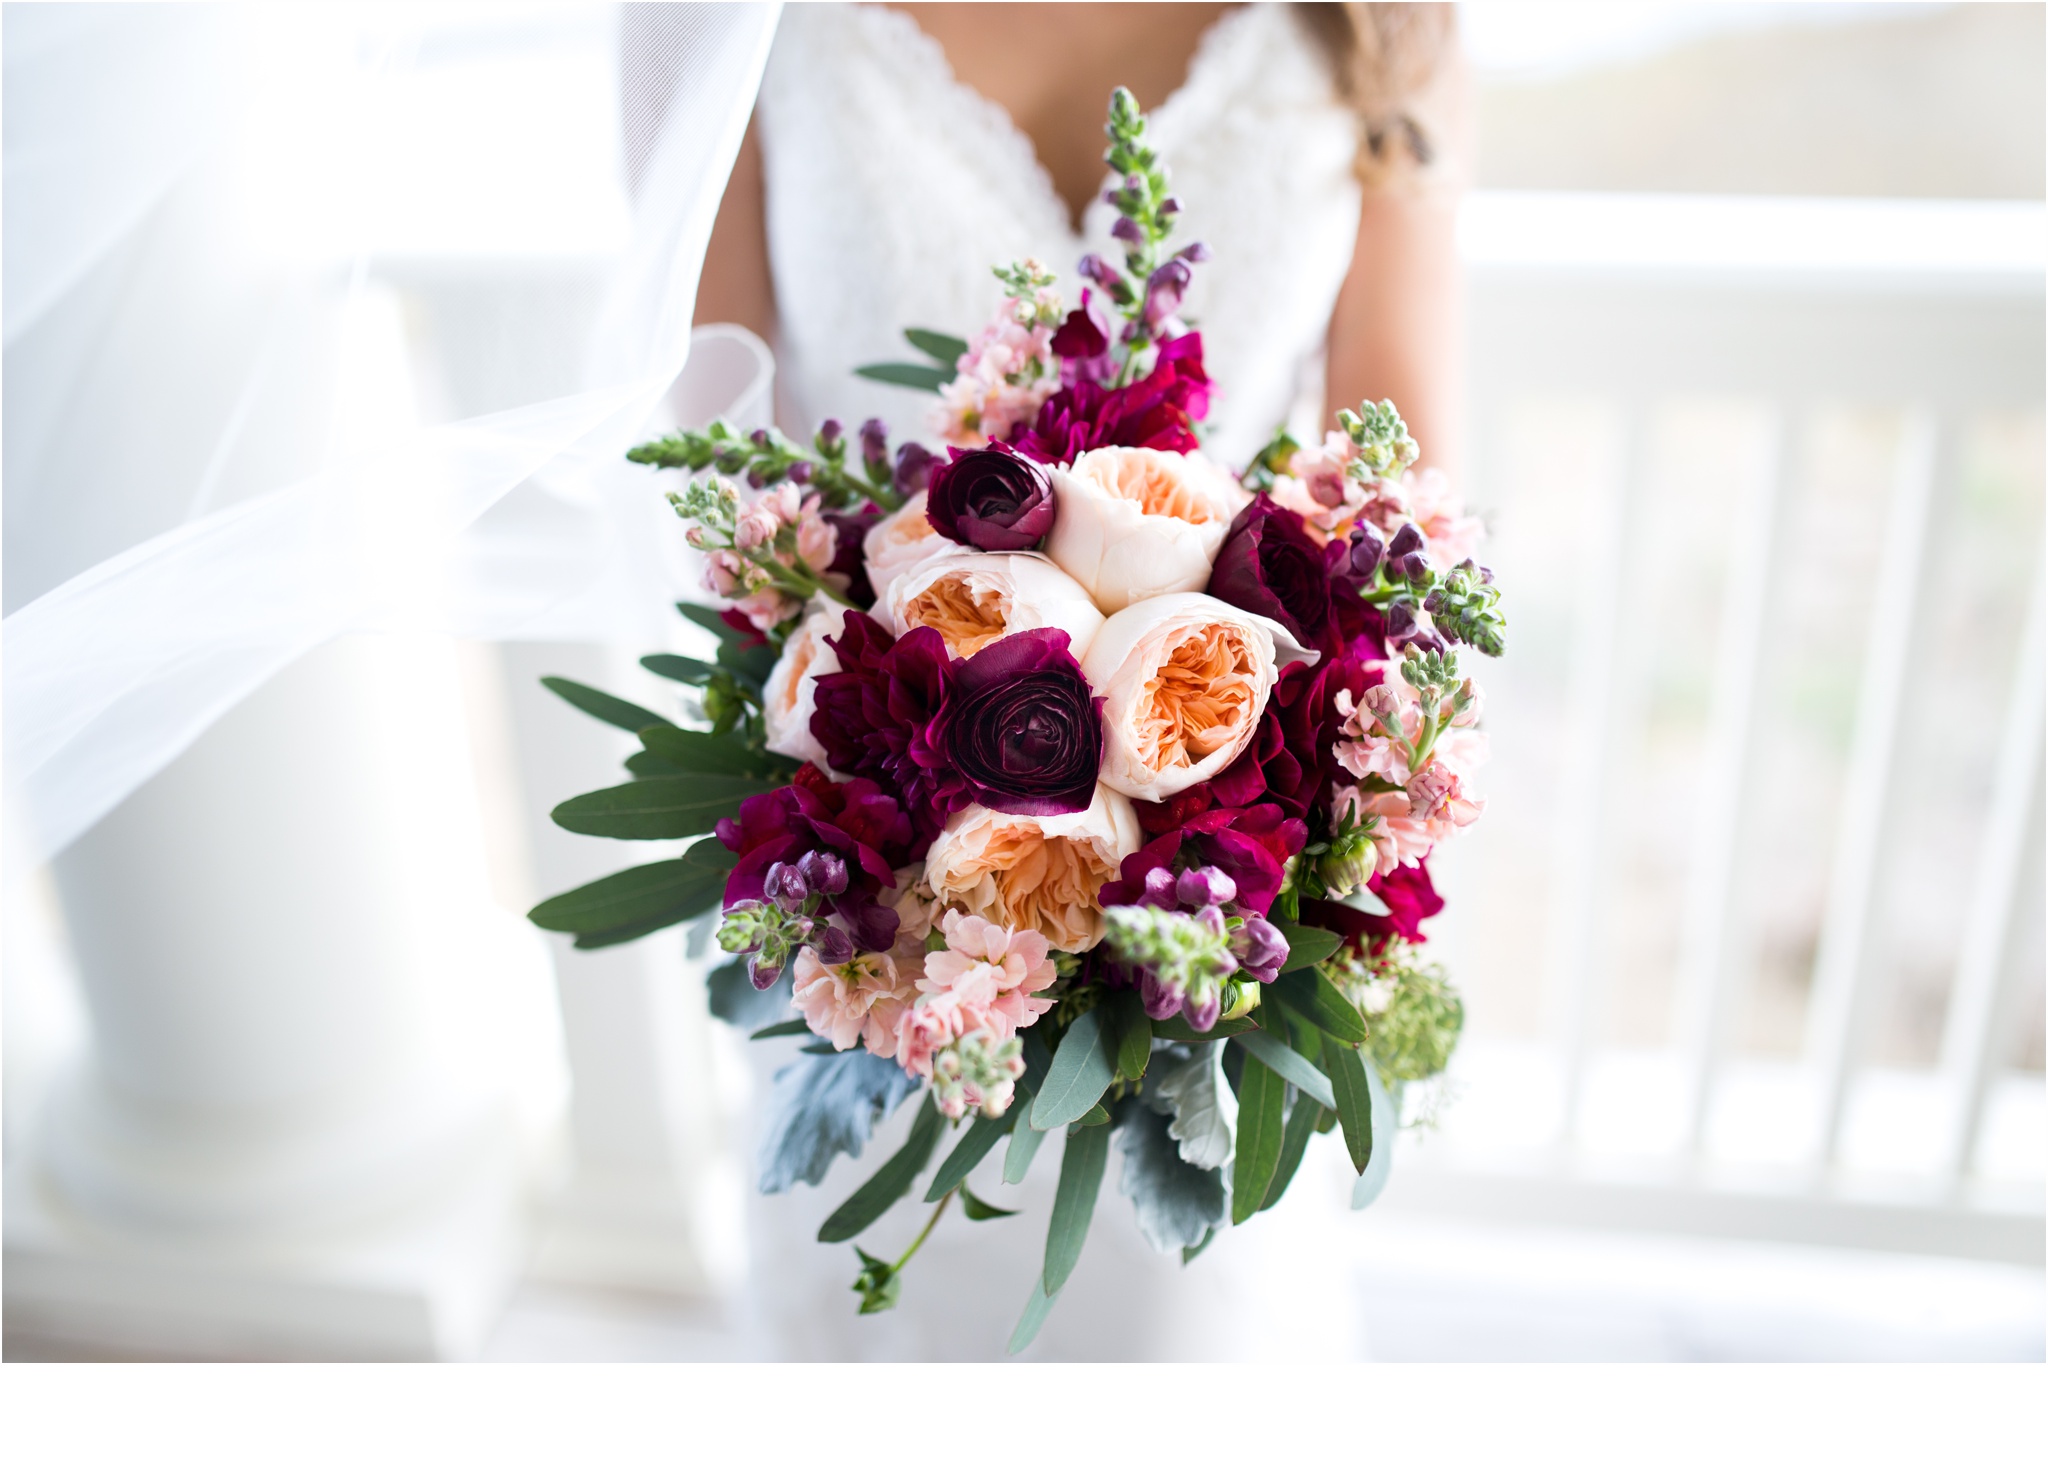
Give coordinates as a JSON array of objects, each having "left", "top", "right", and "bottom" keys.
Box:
[
  {"left": 548, "top": 773, "right": 761, "bottom": 840},
  {"left": 1337, "top": 399, "right": 1419, "bottom": 480},
  {"left": 1043, "top": 1119, "right": 1111, "bottom": 1294},
  {"left": 1030, "top": 1006, "right": 1117, "bottom": 1130},
  {"left": 1271, "top": 920, "right": 1342, "bottom": 974},
  {"left": 539, "top": 676, "right": 676, "bottom": 735},
  {"left": 707, "top": 958, "right": 790, "bottom": 1028},
  {"left": 1271, "top": 967, "right": 1368, "bottom": 1046},
  {"left": 1110, "top": 990, "right": 1152, "bottom": 1084},
  {"left": 1325, "top": 939, "right": 1466, "bottom": 1085},
  {"left": 1003, "top": 1116, "right": 1049, "bottom": 1186},
  {"left": 1321, "top": 1041, "right": 1376, "bottom": 1176},
  {"left": 924, "top": 1106, "right": 1016, "bottom": 1203},
  {"left": 637, "top": 724, "right": 795, "bottom": 780},
  {"left": 628, "top": 418, "right": 900, "bottom": 513},
  {"left": 1151, "top": 1012, "right": 1259, "bottom": 1042},
  {"left": 817, "top": 1094, "right": 943, "bottom": 1243},
  {"left": 958, "top": 1183, "right": 1017, "bottom": 1221},
  {"left": 1115, "top": 1098, "right": 1226, "bottom": 1254},
  {"left": 1230, "top": 1051, "right": 1286, "bottom": 1226},
  {"left": 638, "top": 653, "right": 719, "bottom": 686},
  {"left": 903, "top": 328, "right": 969, "bottom": 366},
  {"left": 526, "top": 839, "right": 735, "bottom": 947},
  {"left": 1232, "top": 1028, "right": 1335, "bottom": 1111},
  {"left": 1007, "top": 1272, "right": 1059, "bottom": 1355},
  {"left": 852, "top": 362, "right": 951, "bottom": 394},
  {"left": 748, "top": 1018, "right": 810, "bottom": 1041},
  {"left": 851, "top": 1247, "right": 902, "bottom": 1314},
  {"left": 1350, "top": 1056, "right": 1399, "bottom": 1211},
  {"left": 1260, "top": 1096, "right": 1324, "bottom": 1213}
]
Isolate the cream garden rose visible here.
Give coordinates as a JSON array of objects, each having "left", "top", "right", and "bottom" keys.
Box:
[
  {"left": 921, "top": 784, "right": 1141, "bottom": 952},
  {"left": 761, "top": 599, "right": 848, "bottom": 767},
  {"left": 1081, "top": 592, "right": 1316, "bottom": 801},
  {"left": 1044, "top": 446, "right": 1251, "bottom": 613},
  {"left": 862, "top": 490, "right": 962, "bottom": 604},
  {"left": 881, "top": 550, "right": 1105, "bottom": 661}
]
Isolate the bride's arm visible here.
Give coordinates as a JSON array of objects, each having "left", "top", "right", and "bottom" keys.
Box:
[
  {"left": 1323, "top": 185, "right": 1462, "bottom": 480},
  {"left": 693, "top": 116, "right": 778, "bottom": 341}
]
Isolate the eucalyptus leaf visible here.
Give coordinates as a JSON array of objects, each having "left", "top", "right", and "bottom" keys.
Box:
[
  {"left": 1154, "top": 1042, "right": 1236, "bottom": 1171},
  {"left": 540, "top": 676, "right": 676, "bottom": 735},
  {"left": 639, "top": 724, "right": 789, "bottom": 779},
  {"left": 924, "top": 1107, "right": 1015, "bottom": 1202},
  {"left": 1043, "top": 1120, "right": 1111, "bottom": 1294},
  {"left": 1350, "top": 1056, "right": 1399, "bottom": 1210},
  {"left": 1116, "top": 1099, "right": 1227, "bottom": 1254},
  {"left": 817, "top": 1093, "right": 943, "bottom": 1242},
  {"left": 1230, "top": 1050, "right": 1286, "bottom": 1226},
  {"left": 749, "top": 1018, "right": 811, "bottom": 1040},
  {"left": 854, "top": 361, "right": 951, "bottom": 393},
  {"left": 958, "top": 1183, "right": 1018, "bottom": 1221},
  {"left": 1151, "top": 1013, "right": 1259, "bottom": 1042},
  {"left": 1232, "top": 1029, "right": 1336, "bottom": 1110},
  {"left": 1003, "top": 1116, "right": 1049, "bottom": 1185},
  {"left": 1006, "top": 1273, "right": 1058, "bottom": 1355},
  {"left": 528, "top": 841, "right": 734, "bottom": 938},
  {"left": 1182, "top": 1228, "right": 1218, "bottom": 1266},
  {"left": 1272, "top": 920, "right": 1343, "bottom": 973},
  {"left": 1322, "top": 1041, "right": 1374, "bottom": 1175},
  {"left": 639, "top": 653, "right": 719, "bottom": 686},
  {"left": 1030, "top": 1007, "right": 1116, "bottom": 1130},
  {"left": 1339, "top": 886, "right": 1392, "bottom": 917},
  {"left": 550, "top": 774, "right": 760, "bottom": 840},
  {"left": 1272, "top": 967, "right": 1369, "bottom": 1046},
  {"left": 903, "top": 327, "right": 968, "bottom": 366},
  {"left": 757, "top": 1048, "right": 920, "bottom": 1194},
  {"left": 1259, "top": 1096, "right": 1324, "bottom": 1213}
]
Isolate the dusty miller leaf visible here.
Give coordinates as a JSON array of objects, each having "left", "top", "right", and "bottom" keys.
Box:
[
  {"left": 1154, "top": 1042, "right": 1236, "bottom": 1172},
  {"left": 757, "top": 1048, "right": 919, "bottom": 1194},
  {"left": 1115, "top": 1099, "right": 1227, "bottom": 1254}
]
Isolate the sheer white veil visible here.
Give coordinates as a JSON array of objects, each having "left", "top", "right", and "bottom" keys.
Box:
[{"left": 3, "top": 3, "right": 781, "bottom": 875}]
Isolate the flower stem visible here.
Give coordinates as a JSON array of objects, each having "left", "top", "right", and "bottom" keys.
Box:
[{"left": 895, "top": 1189, "right": 954, "bottom": 1271}]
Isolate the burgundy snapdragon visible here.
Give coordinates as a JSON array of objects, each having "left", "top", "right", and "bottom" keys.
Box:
[
  {"left": 1008, "top": 331, "right": 1212, "bottom": 464},
  {"left": 1100, "top": 802, "right": 1307, "bottom": 919},
  {"left": 809, "top": 613, "right": 969, "bottom": 852}
]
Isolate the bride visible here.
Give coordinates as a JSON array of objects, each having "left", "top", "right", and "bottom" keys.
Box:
[{"left": 669, "top": 1, "right": 1466, "bottom": 1361}]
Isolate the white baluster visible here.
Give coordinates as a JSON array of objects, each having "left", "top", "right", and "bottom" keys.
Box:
[
  {"left": 1675, "top": 411, "right": 1792, "bottom": 1153},
  {"left": 1935, "top": 563, "right": 2045, "bottom": 1183},
  {"left": 1806, "top": 411, "right": 1945, "bottom": 1168}
]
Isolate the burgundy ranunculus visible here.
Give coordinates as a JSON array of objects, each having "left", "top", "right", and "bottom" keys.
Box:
[
  {"left": 810, "top": 613, "right": 969, "bottom": 852},
  {"left": 1207, "top": 494, "right": 1334, "bottom": 651},
  {"left": 1297, "top": 860, "right": 1444, "bottom": 955},
  {"left": 1100, "top": 802, "right": 1307, "bottom": 918},
  {"left": 925, "top": 444, "right": 1057, "bottom": 551},
  {"left": 1008, "top": 331, "right": 1212, "bottom": 464},
  {"left": 1206, "top": 651, "right": 1370, "bottom": 821},
  {"left": 927, "top": 628, "right": 1101, "bottom": 815},
  {"left": 715, "top": 766, "right": 914, "bottom": 951}
]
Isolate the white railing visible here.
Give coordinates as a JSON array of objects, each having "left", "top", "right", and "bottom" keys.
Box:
[{"left": 1392, "top": 194, "right": 2046, "bottom": 1265}]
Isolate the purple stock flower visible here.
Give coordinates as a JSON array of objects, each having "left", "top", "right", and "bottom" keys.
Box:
[
  {"left": 1141, "top": 866, "right": 1178, "bottom": 907},
  {"left": 926, "top": 629, "right": 1103, "bottom": 816},
  {"left": 795, "top": 849, "right": 847, "bottom": 896},
  {"left": 1142, "top": 259, "right": 1191, "bottom": 328},
  {"left": 925, "top": 444, "right": 1058, "bottom": 551},
  {"left": 1387, "top": 522, "right": 1426, "bottom": 560},
  {"left": 1177, "top": 867, "right": 1238, "bottom": 909},
  {"left": 1234, "top": 915, "right": 1289, "bottom": 980},
  {"left": 811, "top": 924, "right": 855, "bottom": 966},
  {"left": 1348, "top": 522, "right": 1386, "bottom": 580},
  {"left": 859, "top": 418, "right": 889, "bottom": 473},
  {"left": 1207, "top": 493, "right": 1335, "bottom": 651},
  {"left": 816, "top": 418, "right": 843, "bottom": 450},
  {"left": 1111, "top": 214, "right": 1145, "bottom": 247},
  {"left": 762, "top": 861, "right": 808, "bottom": 911},
  {"left": 1175, "top": 241, "right": 1212, "bottom": 263},
  {"left": 894, "top": 442, "right": 940, "bottom": 496}
]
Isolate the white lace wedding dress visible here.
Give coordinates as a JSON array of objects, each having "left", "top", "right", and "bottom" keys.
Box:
[{"left": 726, "top": 2, "right": 1372, "bottom": 1361}]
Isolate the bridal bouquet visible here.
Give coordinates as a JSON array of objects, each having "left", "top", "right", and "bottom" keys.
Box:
[{"left": 531, "top": 90, "right": 1503, "bottom": 1348}]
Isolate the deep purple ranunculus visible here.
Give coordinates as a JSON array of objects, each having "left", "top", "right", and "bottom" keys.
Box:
[
  {"left": 714, "top": 766, "right": 914, "bottom": 952},
  {"left": 926, "top": 628, "right": 1101, "bottom": 815},
  {"left": 925, "top": 444, "right": 1058, "bottom": 551},
  {"left": 809, "top": 612, "right": 969, "bottom": 853},
  {"left": 1207, "top": 494, "right": 1334, "bottom": 651},
  {"left": 1008, "top": 331, "right": 1212, "bottom": 464}
]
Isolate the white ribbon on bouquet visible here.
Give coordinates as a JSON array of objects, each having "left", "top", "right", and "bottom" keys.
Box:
[{"left": 3, "top": 2, "right": 783, "bottom": 873}]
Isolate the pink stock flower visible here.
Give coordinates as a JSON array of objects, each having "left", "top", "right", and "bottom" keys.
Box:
[
  {"left": 791, "top": 946, "right": 919, "bottom": 1059},
  {"left": 892, "top": 910, "right": 1057, "bottom": 1083},
  {"left": 1333, "top": 664, "right": 1487, "bottom": 788},
  {"left": 1333, "top": 770, "right": 1484, "bottom": 870},
  {"left": 932, "top": 305, "right": 1061, "bottom": 449},
  {"left": 1402, "top": 468, "right": 1485, "bottom": 568}
]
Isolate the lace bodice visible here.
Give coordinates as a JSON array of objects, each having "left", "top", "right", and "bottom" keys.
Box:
[{"left": 755, "top": 2, "right": 1363, "bottom": 469}]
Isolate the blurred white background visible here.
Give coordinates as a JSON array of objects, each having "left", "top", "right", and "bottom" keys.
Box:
[{"left": 4, "top": 2, "right": 2042, "bottom": 1361}]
